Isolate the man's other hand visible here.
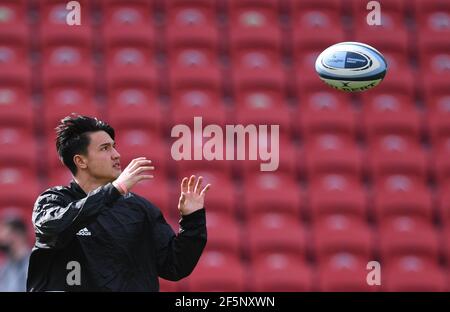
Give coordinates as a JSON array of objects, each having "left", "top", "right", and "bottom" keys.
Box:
[{"left": 178, "top": 175, "right": 211, "bottom": 216}]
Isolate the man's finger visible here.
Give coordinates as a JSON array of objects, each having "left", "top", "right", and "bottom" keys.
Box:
[
  {"left": 131, "top": 166, "right": 155, "bottom": 175},
  {"left": 179, "top": 193, "right": 186, "bottom": 206},
  {"left": 194, "top": 176, "right": 203, "bottom": 194},
  {"left": 200, "top": 184, "right": 211, "bottom": 197},
  {"left": 130, "top": 157, "right": 147, "bottom": 165},
  {"left": 129, "top": 159, "right": 152, "bottom": 171},
  {"left": 181, "top": 177, "right": 188, "bottom": 193},
  {"left": 138, "top": 175, "right": 154, "bottom": 181},
  {"left": 187, "top": 175, "right": 196, "bottom": 193}
]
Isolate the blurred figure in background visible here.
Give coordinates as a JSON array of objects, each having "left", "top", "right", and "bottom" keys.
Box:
[{"left": 0, "top": 215, "right": 31, "bottom": 292}]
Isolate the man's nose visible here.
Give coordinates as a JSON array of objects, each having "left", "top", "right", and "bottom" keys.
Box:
[{"left": 112, "top": 147, "right": 121, "bottom": 159}]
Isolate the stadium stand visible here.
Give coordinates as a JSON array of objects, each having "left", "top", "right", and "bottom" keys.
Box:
[{"left": 0, "top": 0, "right": 449, "bottom": 291}]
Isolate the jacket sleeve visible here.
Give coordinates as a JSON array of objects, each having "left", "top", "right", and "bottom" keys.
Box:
[
  {"left": 152, "top": 208, "right": 207, "bottom": 281},
  {"left": 33, "top": 183, "right": 122, "bottom": 248}
]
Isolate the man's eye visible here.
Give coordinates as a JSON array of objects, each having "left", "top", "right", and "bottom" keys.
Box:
[{"left": 102, "top": 146, "right": 108, "bottom": 151}]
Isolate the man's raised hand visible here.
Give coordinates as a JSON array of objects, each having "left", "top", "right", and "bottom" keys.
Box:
[
  {"left": 178, "top": 175, "right": 211, "bottom": 216},
  {"left": 113, "top": 157, "right": 154, "bottom": 194}
]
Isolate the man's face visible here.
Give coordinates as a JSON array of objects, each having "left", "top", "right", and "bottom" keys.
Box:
[{"left": 79, "top": 131, "right": 121, "bottom": 182}]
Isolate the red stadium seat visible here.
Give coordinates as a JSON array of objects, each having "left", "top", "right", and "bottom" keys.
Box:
[
  {"left": 228, "top": 0, "right": 282, "bottom": 52},
  {"left": 0, "top": 166, "right": 40, "bottom": 208},
  {"left": 238, "top": 136, "right": 297, "bottom": 178},
  {"left": 246, "top": 213, "right": 307, "bottom": 260},
  {"left": 418, "top": 44, "right": 450, "bottom": 94},
  {"left": 171, "top": 133, "right": 234, "bottom": 178},
  {"left": 41, "top": 71, "right": 100, "bottom": 135},
  {"left": 292, "top": 7, "right": 345, "bottom": 51},
  {"left": 427, "top": 95, "right": 450, "bottom": 147},
  {"left": 0, "top": 26, "right": 29, "bottom": 69},
  {"left": 352, "top": 0, "right": 408, "bottom": 55},
  {"left": 433, "top": 137, "right": 450, "bottom": 187},
  {"left": 167, "top": 44, "right": 221, "bottom": 91},
  {"left": 303, "top": 133, "right": 363, "bottom": 179},
  {"left": 293, "top": 48, "right": 333, "bottom": 94},
  {"left": 0, "top": 55, "right": 31, "bottom": 87},
  {"left": 186, "top": 250, "right": 247, "bottom": 291},
  {"left": 103, "top": 38, "right": 158, "bottom": 90},
  {"left": 102, "top": 14, "right": 158, "bottom": 90},
  {"left": 100, "top": 0, "right": 156, "bottom": 44},
  {"left": 442, "top": 226, "right": 450, "bottom": 264},
  {"left": 361, "top": 93, "right": 422, "bottom": 141},
  {"left": 308, "top": 174, "right": 367, "bottom": 220},
  {"left": 38, "top": 0, "right": 93, "bottom": 50},
  {"left": 0, "top": 79, "right": 34, "bottom": 130},
  {"left": 233, "top": 76, "right": 285, "bottom": 108},
  {"left": 105, "top": 74, "right": 163, "bottom": 135},
  {"left": 204, "top": 212, "right": 241, "bottom": 255},
  {"left": 47, "top": 166, "right": 73, "bottom": 189},
  {"left": 350, "top": 0, "right": 407, "bottom": 16},
  {"left": 0, "top": 0, "right": 28, "bottom": 26},
  {"left": 176, "top": 170, "right": 236, "bottom": 217},
  {"left": 372, "top": 175, "right": 433, "bottom": 222},
  {"left": 0, "top": 7, "right": 29, "bottom": 68},
  {"left": 414, "top": 0, "right": 450, "bottom": 47},
  {"left": 317, "top": 253, "right": 375, "bottom": 291},
  {"left": 169, "top": 84, "right": 227, "bottom": 128},
  {"left": 384, "top": 256, "right": 447, "bottom": 291},
  {"left": 170, "top": 101, "right": 227, "bottom": 129},
  {"left": 232, "top": 72, "right": 290, "bottom": 133},
  {"left": 438, "top": 183, "right": 450, "bottom": 223},
  {"left": 378, "top": 216, "right": 441, "bottom": 263},
  {"left": 353, "top": 36, "right": 412, "bottom": 95},
  {"left": 366, "top": 134, "right": 428, "bottom": 180},
  {"left": 234, "top": 98, "right": 291, "bottom": 136},
  {"left": 230, "top": 45, "right": 286, "bottom": 93},
  {"left": 312, "top": 214, "right": 373, "bottom": 264},
  {"left": 165, "top": 23, "right": 219, "bottom": 87},
  {"left": 0, "top": 127, "right": 38, "bottom": 171},
  {"left": 165, "top": 0, "right": 219, "bottom": 50},
  {"left": 288, "top": 0, "right": 342, "bottom": 10},
  {"left": 381, "top": 51, "right": 415, "bottom": 83},
  {"left": 296, "top": 91, "right": 357, "bottom": 140},
  {"left": 115, "top": 129, "right": 169, "bottom": 174},
  {"left": 251, "top": 253, "right": 313, "bottom": 291},
  {"left": 242, "top": 172, "right": 303, "bottom": 218}
]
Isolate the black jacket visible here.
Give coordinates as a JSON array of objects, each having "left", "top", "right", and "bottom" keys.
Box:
[{"left": 26, "top": 181, "right": 207, "bottom": 292}]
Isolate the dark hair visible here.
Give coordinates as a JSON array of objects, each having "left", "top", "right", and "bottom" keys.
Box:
[
  {"left": 55, "top": 114, "right": 115, "bottom": 175},
  {"left": 2, "top": 217, "right": 28, "bottom": 237}
]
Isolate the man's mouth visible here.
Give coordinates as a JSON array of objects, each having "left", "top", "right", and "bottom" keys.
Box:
[{"left": 113, "top": 163, "right": 121, "bottom": 170}]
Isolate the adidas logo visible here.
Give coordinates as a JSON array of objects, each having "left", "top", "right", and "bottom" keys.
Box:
[{"left": 76, "top": 227, "right": 91, "bottom": 236}]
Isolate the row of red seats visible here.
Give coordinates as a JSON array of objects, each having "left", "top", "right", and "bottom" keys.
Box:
[
  {"left": 1, "top": 200, "right": 448, "bottom": 292},
  {"left": 205, "top": 211, "right": 448, "bottom": 262},
  {"left": 1, "top": 87, "right": 449, "bottom": 141},
  {"left": 2, "top": 166, "right": 450, "bottom": 225},
  {"left": 1, "top": 0, "right": 449, "bottom": 89},
  {"left": 2, "top": 122, "right": 450, "bottom": 184},
  {"left": 162, "top": 251, "right": 449, "bottom": 292}
]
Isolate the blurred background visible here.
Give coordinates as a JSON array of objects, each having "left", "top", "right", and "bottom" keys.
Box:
[{"left": 1, "top": 0, "right": 450, "bottom": 292}]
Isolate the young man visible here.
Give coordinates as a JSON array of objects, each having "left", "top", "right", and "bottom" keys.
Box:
[{"left": 27, "top": 115, "right": 210, "bottom": 291}]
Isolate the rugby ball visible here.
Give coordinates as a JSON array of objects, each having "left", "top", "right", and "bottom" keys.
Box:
[{"left": 315, "top": 42, "right": 388, "bottom": 92}]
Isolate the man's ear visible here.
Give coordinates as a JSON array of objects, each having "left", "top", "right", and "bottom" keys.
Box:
[{"left": 73, "top": 154, "right": 88, "bottom": 170}]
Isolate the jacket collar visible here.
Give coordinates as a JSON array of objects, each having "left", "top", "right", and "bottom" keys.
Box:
[{"left": 69, "top": 179, "right": 87, "bottom": 197}]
